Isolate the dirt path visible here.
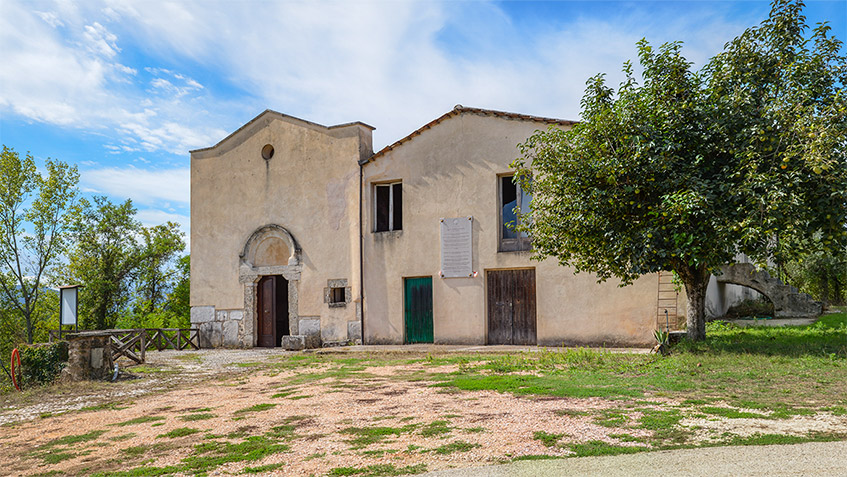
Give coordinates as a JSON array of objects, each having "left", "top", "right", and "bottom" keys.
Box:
[{"left": 1, "top": 349, "right": 845, "bottom": 476}]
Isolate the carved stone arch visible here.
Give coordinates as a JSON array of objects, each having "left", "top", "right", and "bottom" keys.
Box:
[
  {"left": 716, "top": 263, "right": 821, "bottom": 318},
  {"left": 238, "top": 224, "right": 302, "bottom": 347},
  {"left": 240, "top": 224, "right": 301, "bottom": 268}
]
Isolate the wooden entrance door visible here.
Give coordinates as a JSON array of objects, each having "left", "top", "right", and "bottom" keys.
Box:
[
  {"left": 257, "top": 275, "right": 288, "bottom": 347},
  {"left": 487, "top": 269, "right": 536, "bottom": 345},
  {"left": 404, "top": 277, "right": 433, "bottom": 344}
]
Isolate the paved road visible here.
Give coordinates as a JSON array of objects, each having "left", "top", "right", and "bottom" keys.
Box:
[{"left": 421, "top": 441, "right": 847, "bottom": 476}]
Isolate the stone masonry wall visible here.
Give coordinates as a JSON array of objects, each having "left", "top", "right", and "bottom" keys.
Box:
[{"left": 191, "top": 306, "right": 247, "bottom": 348}]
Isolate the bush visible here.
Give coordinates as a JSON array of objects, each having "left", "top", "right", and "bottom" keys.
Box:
[{"left": 18, "top": 341, "right": 69, "bottom": 386}]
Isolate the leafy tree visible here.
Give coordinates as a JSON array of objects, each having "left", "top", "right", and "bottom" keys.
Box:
[
  {"left": 785, "top": 248, "right": 846, "bottom": 305},
  {"left": 514, "top": 0, "right": 846, "bottom": 340},
  {"left": 62, "top": 196, "right": 144, "bottom": 330},
  {"left": 167, "top": 255, "right": 191, "bottom": 329},
  {"left": 0, "top": 146, "right": 78, "bottom": 343},
  {"left": 135, "top": 223, "right": 185, "bottom": 315}
]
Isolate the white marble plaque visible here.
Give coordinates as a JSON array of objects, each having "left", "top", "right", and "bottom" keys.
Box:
[{"left": 440, "top": 216, "right": 473, "bottom": 278}]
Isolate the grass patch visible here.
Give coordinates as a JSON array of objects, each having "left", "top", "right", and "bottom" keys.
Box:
[
  {"left": 594, "top": 410, "right": 629, "bottom": 428},
  {"left": 569, "top": 440, "right": 647, "bottom": 457},
  {"left": 512, "top": 454, "right": 561, "bottom": 461},
  {"left": 242, "top": 462, "right": 284, "bottom": 473},
  {"left": 42, "top": 429, "right": 107, "bottom": 448},
  {"left": 81, "top": 402, "right": 131, "bottom": 412},
  {"left": 271, "top": 391, "right": 295, "bottom": 398},
  {"left": 110, "top": 433, "right": 137, "bottom": 442},
  {"left": 464, "top": 426, "right": 486, "bottom": 433},
  {"left": 112, "top": 416, "right": 165, "bottom": 427},
  {"left": 419, "top": 420, "right": 452, "bottom": 438},
  {"left": 178, "top": 413, "right": 216, "bottom": 422},
  {"left": 700, "top": 406, "right": 767, "bottom": 419},
  {"left": 328, "top": 463, "right": 427, "bottom": 476},
  {"left": 157, "top": 427, "right": 201, "bottom": 438},
  {"left": 533, "top": 430, "right": 563, "bottom": 447},
  {"left": 340, "top": 425, "right": 417, "bottom": 448},
  {"left": 554, "top": 409, "right": 590, "bottom": 417},
  {"left": 234, "top": 403, "right": 277, "bottom": 414},
  {"left": 430, "top": 440, "right": 481, "bottom": 455}
]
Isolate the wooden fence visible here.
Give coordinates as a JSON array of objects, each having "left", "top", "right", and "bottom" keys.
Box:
[{"left": 49, "top": 328, "right": 199, "bottom": 364}]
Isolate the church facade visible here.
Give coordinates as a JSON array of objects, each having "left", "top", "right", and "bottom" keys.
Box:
[{"left": 189, "top": 106, "right": 679, "bottom": 349}]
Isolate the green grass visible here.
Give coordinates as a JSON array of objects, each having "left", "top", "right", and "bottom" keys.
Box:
[
  {"left": 234, "top": 403, "right": 277, "bottom": 414},
  {"left": 109, "top": 433, "right": 137, "bottom": 442},
  {"left": 340, "top": 425, "right": 418, "bottom": 448},
  {"left": 700, "top": 406, "right": 767, "bottom": 419},
  {"left": 157, "top": 427, "right": 201, "bottom": 438},
  {"left": 242, "top": 462, "right": 284, "bottom": 473},
  {"left": 41, "top": 430, "right": 107, "bottom": 448},
  {"left": 328, "top": 464, "right": 427, "bottom": 476},
  {"left": 178, "top": 412, "right": 216, "bottom": 422},
  {"left": 533, "top": 430, "right": 563, "bottom": 447},
  {"left": 569, "top": 440, "right": 647, "bottom": 457},
  {"left": 430, "top": 440, "right": 481, "bottom": 455},
  {"left": 419, "top": 420, "right": 452, "bottom": 437},
  {"left": 112, "top": 416, "right": 166, "bottom": 427}
]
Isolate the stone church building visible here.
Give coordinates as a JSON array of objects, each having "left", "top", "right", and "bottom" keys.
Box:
[{"left": 189, "top": 106, "right": 681, "bottom": 349}]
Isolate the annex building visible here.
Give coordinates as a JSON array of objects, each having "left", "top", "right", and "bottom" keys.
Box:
[{"left": 189, "top": 106, "right": 684, "bottom": 349}]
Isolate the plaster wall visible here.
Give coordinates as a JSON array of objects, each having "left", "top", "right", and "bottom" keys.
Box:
[
  {"left": 362, "top": 112, "right": 658, "bottom": 347},
  {"left": 190, "top": 113, "right": 371, "bottom": 346}
]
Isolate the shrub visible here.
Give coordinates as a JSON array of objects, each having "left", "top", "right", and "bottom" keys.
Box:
[{"left": 18, "top": 341, "right": 69, "bottom": 386}]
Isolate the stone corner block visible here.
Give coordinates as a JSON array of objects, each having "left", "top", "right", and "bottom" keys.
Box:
[
  {"left": 191, "top": 306, "right": 216, "bottom": 324},
  {"left": 347, "top": 321, "right": 362, "bottom": 342},
  {"left": 299, "top": 318, "right": 321, "bottom": 337},
  {"left": 282, "top": 335, "right": 306, "bottom": 351},
  {"left": 222, "top": 320, "right": 240, "bottom": 348}
]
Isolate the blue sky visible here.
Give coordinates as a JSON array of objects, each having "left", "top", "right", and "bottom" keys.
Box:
[{"left": 1, "top": 0, "right": 844, "bottom": 246}]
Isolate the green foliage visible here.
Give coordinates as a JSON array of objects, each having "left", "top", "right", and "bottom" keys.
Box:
[
  {"left": 60, "top": 196, "right": 185, "bottom": 330},
  {"left": 513, "top": 0, "right": 847, "bottom": 340},
  {"left": 18, "top": 341, "right": 68, "bottom": 386},
  {"left": 785, "top": 248, "right": 846, "bottom": 305},
  {"left": 0, "top": 145, "right": 78, "bottom": 344}
]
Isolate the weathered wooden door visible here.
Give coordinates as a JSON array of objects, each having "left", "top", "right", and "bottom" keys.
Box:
[
  {"left": 257, "top": 276, "right": 288, "bottom": 347},
  {"left": 404, "top": 277, "right": 433, "bottom": 344},
  {"left": 487, "top": 269, "right": 536, "bottom": 345}
]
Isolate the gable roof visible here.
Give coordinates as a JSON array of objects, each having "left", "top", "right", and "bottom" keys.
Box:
[
  {"left": 191, "top": 109, "right": 375, "bottom": 159},
  {"left": 360, "top": 105, "right": 577, "bottom": 165}
]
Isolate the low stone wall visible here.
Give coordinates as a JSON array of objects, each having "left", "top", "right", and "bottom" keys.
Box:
[
  {"left": 61, "top": 333, "right": 114, "bottom": 382},
  {"left": 190, "top": 306, "right": 246, "bottom": 348}
]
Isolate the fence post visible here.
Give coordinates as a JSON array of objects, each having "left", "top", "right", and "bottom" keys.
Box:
[{"left": 140, "top": 329, "right": 146, "bottom": 363}]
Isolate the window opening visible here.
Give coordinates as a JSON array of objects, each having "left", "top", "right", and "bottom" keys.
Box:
[
  {"left": 329, "top": 287, "right": 345, "bottom": 305},
  {"left": 500, "top": 175, "right": 530, "bottom": 251},
  {"left": 375, "top": 182, "right": 402, "bottom": 232}
]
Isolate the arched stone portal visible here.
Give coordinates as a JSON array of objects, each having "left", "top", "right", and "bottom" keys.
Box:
[
  {"left": 716, "top": 263, "right": 821, "bottom": 318},
  {"left": 239, "top": 225, "right": 302, "bottom": 347}
]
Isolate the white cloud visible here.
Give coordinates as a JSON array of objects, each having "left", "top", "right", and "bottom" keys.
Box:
[
  {"left": 2, "top": 0, "right": 775, "bottom": 157},
  {"left": 82, "top": 166, "right": 189, "bottom": 205}
]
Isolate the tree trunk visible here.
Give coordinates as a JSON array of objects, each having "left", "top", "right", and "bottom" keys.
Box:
[{"left": 679, "top": 264, "right": 710, "bottom": 341}]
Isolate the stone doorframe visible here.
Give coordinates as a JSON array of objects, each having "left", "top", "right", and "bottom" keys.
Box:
[{"left": 238, "top": 225, "right": 303, "bottom": 346}]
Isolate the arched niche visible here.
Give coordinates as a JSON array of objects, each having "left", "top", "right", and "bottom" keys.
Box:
[{"left": 240, "top": 224, "right": 301, "bottom": 268}]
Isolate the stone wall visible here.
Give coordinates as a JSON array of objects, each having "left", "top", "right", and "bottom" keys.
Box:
[
  {"left": 61, "top": 333, "right": 114, "bottom": 382},
  {"left": 190, "top": 306, "right": 246, "bottom": 348}
]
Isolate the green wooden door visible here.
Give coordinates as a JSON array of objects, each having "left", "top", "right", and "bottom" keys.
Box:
[{"left": 404, "top": 277, "right": 433, "bottom": 344}]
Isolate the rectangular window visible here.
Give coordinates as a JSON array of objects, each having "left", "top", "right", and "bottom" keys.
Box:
[
  {"left": 374, "top": 182, "right": 402, "bottom": 232},
  {"left": 330, "top": 287, "right": 345, "bottom": 304},
  {"left": 499, "top": 175, "right": 530, "bottom": 251}
]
